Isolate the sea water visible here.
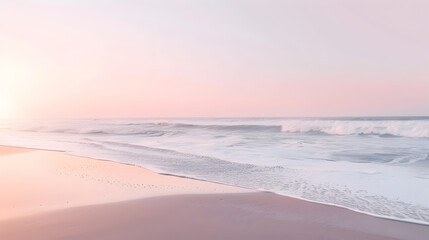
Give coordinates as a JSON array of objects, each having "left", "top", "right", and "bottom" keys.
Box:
[{"left": 0, "top": 117, "right": 428, "bottom": 224}]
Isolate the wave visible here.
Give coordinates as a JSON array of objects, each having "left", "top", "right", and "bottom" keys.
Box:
[
  {"left": 169, "top": 123, "right": 282, "bottom": 132},
  {"left": 134, "top": 121, "right": 282, "bottom": 132},
  {"left": 281, "top": 120, "right": 429, "bottom": 138},
  {"left": 16, "top": 125, "right": 171, "bottom": 136},
  {"left": 10, "top": 118, "right": 429, "bottom": 138},
  {"left": 13, "top": 122, "right": 283, "bottom": 135}
]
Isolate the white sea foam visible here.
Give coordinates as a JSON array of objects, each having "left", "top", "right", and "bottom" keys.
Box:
[
  {"left": 280, "top": 119, "right": 429, "bottom": 138},
  {"left": 1, "top": 117, "right": 428, "bottom": 224}
]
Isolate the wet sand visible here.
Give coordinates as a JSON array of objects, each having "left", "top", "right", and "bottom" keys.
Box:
[{"left": 1, "top": 146, "right": 428, "bottom": 240}]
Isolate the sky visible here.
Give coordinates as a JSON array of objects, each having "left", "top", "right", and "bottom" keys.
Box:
[{"left": 0, "top": 0, "right": 428, "bottom": 118}]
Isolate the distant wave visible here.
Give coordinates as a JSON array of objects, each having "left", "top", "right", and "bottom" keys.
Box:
[
  {"left": 169, "top": 123, "right": 282, "bottom": 132},
  {"left": 11, "top": 119, "right": 429, "bottom": 138},
  {"left": 281, "top": 120, "right": 429, "bottom": 138},
  {"left": 14, "top": 122, "right": 283, "bottom": 134},
  {"left": 17, "top": 126, "right": 171, "bottom": 136}
]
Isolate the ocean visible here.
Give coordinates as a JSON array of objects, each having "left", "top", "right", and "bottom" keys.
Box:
[{"left": 1, "top": 117, "right": 428, "bottom": 224}]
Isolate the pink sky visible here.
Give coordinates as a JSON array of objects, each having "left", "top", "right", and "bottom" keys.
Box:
[{"left": 0, "top": 1, "right": 428, "bottom": 118}]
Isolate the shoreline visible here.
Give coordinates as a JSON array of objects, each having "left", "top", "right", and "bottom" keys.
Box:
[
  {"left": 1, "top": 145, "right": 428, "bottom": 239},
  {"left": 0, "top": 145, "right": 249, "bottom": 221},
  {"left": 1, "top": 144, "right": 428, "bottom": 226}
]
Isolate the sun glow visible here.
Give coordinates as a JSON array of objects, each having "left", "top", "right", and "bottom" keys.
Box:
[{"left": 0, "top": 55, "right": 35, "bottom": 119}]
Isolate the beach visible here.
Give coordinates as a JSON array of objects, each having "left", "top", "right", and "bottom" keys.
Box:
[
  {"left": 1, "top": 145, "right": 428, "bottom": 240},
  {"left": 2, "top": 0, "right": 427, "bottom": 239}
]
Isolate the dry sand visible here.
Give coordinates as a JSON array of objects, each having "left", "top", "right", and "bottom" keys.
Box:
[
  {"left": 0, "top": 146, "right": 248, "bottom": 220},
  {"left": 0, "top": 146, "right": 428, "bottom": 240}
]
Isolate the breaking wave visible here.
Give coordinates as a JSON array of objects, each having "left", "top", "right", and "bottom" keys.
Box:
[
  {"left": 281, "top": 120, "right": 429, "bottom": 138},
  {"left": 12, "top": 118, "right": 429, "bottom": 138}
]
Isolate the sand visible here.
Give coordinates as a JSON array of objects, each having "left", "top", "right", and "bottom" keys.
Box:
[
  {"left": 0, "top": 146, "right": 249, "bottom": 220},
  {"left": 1, "top": 146, "right": 428, "bottom": 240}
]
